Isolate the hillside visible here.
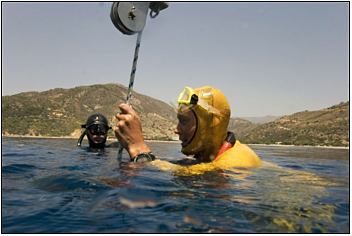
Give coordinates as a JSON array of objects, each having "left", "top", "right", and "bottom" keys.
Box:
[
  {"left": 2, "top": 84, "right": 349, "bottom": 147},
  {"left": 235, "top": 115, "right": 283, "bottom": 124},
  {"left": 2, "top": 83, "right": 177, "bottom": 140},
  {"left": 241, "top": 102, "right": 349, "bottom": 147},
  {"left": 227, "top": 118, "right": 260, "bottom": 140}
]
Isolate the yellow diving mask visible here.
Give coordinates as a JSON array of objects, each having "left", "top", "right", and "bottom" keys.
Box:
[
  {"left": 176, "top": 86, "right": 220, "bottom": 114},
  {"left": 177, "top": 86, "right": 198, "bottom": 105}
]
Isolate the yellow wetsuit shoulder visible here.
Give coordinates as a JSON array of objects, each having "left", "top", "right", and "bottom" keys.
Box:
[
  {"left": 214, "top": 140, "right": 261, "bottom": 168},
  {"left": 151, "top": 140, "right": 261, "bottom": 176}
]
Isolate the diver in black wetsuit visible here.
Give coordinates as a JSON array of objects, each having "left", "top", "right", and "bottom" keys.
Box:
[{"left": 77, "top": 113, "right": 119, "bottom": 150}]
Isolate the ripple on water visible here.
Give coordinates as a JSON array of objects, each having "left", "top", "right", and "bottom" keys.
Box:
[{"left": 1, "top": 138, "right": 349, "bottom": 233}]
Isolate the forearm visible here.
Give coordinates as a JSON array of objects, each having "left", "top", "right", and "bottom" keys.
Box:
[{"left": 127, "top": 142, "right": 151, "bottom": 160}]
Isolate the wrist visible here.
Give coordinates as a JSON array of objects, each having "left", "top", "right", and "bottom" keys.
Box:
[
  {"left": 127, "top": 143, "right": 151, "bottom": 160},
  {"left": 132, "top": 152, "right": 156, "bottom": 163}
]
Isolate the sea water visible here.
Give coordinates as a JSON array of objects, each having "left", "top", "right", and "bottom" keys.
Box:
[{"left": 2, "top": 137, "right": 349, "bottom": 233}]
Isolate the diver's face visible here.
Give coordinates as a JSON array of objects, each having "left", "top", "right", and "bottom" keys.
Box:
[
  {"left": 174, "top": 105, "right": 197, "bottom": 148},
  {"left": 87, "top": 130, "right": 107, "bottom": 144},
  {"left": 86, "top": 124, "right": 109, "bottom": 145}
]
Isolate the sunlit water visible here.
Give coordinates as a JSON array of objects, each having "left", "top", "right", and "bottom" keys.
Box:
[{"left": 2, "top": 137, "right": 349, "bottom": 233}]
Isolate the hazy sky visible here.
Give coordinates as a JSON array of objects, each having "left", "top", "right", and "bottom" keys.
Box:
[{"left": 2, "top": 2, "right": 349, "bottom": 117}]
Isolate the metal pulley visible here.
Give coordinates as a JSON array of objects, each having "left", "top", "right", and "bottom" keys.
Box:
[
  {"left": 111, "top": 2, "right": 168, "bottom": 161},
  {"left": 110, "top": 2, "right": 169, "bottom": 35}
]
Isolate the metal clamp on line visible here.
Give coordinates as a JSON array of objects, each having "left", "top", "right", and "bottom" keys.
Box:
[{"left": 110, "top": 2, "right": 169, "bottom": 35}]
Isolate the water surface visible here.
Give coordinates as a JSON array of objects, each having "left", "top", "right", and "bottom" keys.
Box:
[{"left": 2, "top": 137, "right": 349, "bottom": 233}]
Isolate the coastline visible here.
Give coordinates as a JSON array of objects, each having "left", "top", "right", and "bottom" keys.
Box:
[
  {"left": 2, "top": 135, "right": 349, "bottom": 149},
  {"left": 247, "top": 143, "right": 349, "bottom": 150},
  {"left": 2, "top": 134, "right": 79, "bottom": 140},
  {"left": 1, "top": 134, "right": 179, "bottom": 142}
]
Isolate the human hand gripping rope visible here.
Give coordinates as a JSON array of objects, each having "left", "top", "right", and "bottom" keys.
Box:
[
  {"left": 110, "top": 2, "right": 169, "bottom": 162},
  {"left": 117, "top": 30, "right": 142, "bottom": 161}
]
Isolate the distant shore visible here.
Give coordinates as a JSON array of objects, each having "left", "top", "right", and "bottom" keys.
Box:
[
  {"left": 2, "top": 134, "right": 79, "bottom": 140},
  {"left": 2, "top": 135, "right": 349, "bottom": 149},
  {"left": 1, "top": 134, "right": 178, "bottom": 142},
  {"left": 248, "top": 143, "right": 349, "bottom": 149}
]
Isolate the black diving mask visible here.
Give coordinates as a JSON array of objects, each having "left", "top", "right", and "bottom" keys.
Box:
[{"left": 87, "top": 124, "right": 109, "bottom": 135}]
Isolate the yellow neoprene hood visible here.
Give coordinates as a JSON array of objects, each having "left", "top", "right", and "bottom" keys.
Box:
[{"left": 180, "top": 86, "right": 231, "bottom": 161}]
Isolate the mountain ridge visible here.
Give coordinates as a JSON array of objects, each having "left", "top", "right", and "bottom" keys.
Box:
[
  {"left": 240, "top": 102, "right": 349, "bottom": 147},
  {"left": 2, "top": 83, "right": 349, "bottom": 147},
  {"left": 2, "top": 83, "right": 177, "bottom": 140},
  {"left": 234, "top": 115, "right": 283, "bottom": 124}
]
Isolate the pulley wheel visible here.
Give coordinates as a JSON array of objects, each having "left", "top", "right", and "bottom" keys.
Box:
[{"left": 110, "top": 2, "right": 150, "bottom": 35}]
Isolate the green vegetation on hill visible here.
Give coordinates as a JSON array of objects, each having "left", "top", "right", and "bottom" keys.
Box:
[
  {"left": 240, "top": 102, "right": 349, "bottom": 147},
  {"left": 2, "top": 84, "right": 349, "bottom": 147},
  {"left": 2, "top": 84, "right": 177, "bottom": 140},
  {"left": 228, "top": 118, "right": 259, "bottom": 139}
]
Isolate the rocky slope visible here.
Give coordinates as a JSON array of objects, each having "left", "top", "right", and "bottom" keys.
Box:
[
  {"left": 2, "top": 84, "right": 349, "bottom": 146},
  {"left": 240, "top": 102, "right": 349, "bottom": 147},
  {"left": 2, "top": 83, "right": 177, "bottom": 140}
]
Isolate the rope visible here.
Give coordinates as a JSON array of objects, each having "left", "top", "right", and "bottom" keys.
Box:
[{"left": 118, "top": 30, "right": 143, "bottom": 161}]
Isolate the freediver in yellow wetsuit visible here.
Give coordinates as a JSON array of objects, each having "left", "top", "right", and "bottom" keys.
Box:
[
  {"left": 113, "top": 87, "right": 338, "bottom": 232},
  {"left": 114, "top": 86, "right": 261, "bottom": 174}
]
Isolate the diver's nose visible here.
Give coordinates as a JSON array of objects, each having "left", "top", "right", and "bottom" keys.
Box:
[{"left": 174, "top": 124, "right": 180, "bottom": 135}]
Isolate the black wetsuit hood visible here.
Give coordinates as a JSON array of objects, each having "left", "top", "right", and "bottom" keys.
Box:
[{"left": 77, "top": 113, "right": 111, "bottom": 148}]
